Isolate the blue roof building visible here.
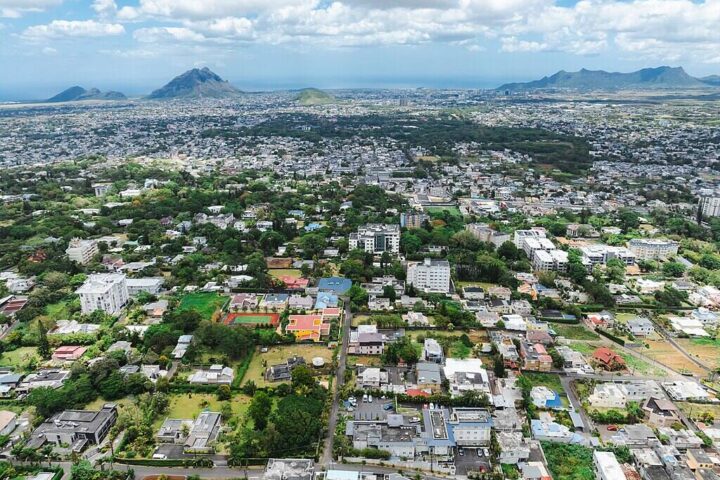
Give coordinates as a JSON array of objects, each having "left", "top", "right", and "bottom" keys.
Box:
[
  {"left": 315, "top": 291, "right": 339, "bottom": 310},
  {"left": 318, "top": 277, "right": 352, "bottom": 295}
]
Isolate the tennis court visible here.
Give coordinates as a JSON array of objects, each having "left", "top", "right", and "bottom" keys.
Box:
[{"left": 223, "top": 312, "right": 280, "bottom": 327}]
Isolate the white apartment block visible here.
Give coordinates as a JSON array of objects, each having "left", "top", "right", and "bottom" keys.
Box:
[
  {"left": 520, "top": 237, "right": 556, "bottom": 259},
  {"left": 513, "top": 229, "right": 546, "bottom": 248},
  {"left": 594, "top": 451, "right": 625, "bottom": 480},
  {"left": 465, "top": 224, "right": 511, "bottom": 248},
  {"left": 126, "top": 277, "right": 165, "bottom": 296},
  {"left": 76, "top": 274, "right": 129, "bottom": 315},
  {"left": 532, "top": 249, "right": 569, "bottom": 272},
  {"left": 407, "top": 258, "right": 451, "bottom": 293},
  {"left": 628, "top": 238, "right": 679, "bottom": 261},
  {"left": 580, "top": 245, "right": 636, "bottom": 266},
  {"left": 66, "top": 238, "right": 98, "bottom": 265},
  {"left": 349, "top": 224, "right": 400, "bottom": 254},
  {"left": 701, "top": 196, "right": 720, "bottom": 218}
]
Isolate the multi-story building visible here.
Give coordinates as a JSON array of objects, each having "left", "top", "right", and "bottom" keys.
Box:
[
  {"left": 700, "top": 196, "right": 720, "bottom": 218},
  {"left": 513, "top": 229, "right": 546, "bottom": 248},
  {"left": 465, "top": 223, "right": 511, "bottom": 247},
  {"left": 580, "top": 245, "right": 636, "bottom": 266},
  {"left": 594, "top": 451, "right": 625, "bottom": 480},
  {"left": 28, "top": 404, "right": 118, "bottom": 452},
  {"left": 532, "top": 249, "right": 569, "bottom": 272},
  {"left": 349, "top": 224, "right": 400, "bottom": 254},
  {"left": 407, "top": 258, "right": 451, "bottom": 293},
  {"left": 628, "top": 238, "right": 679, "bottom": 261},
  {"left": 65, "top": 238, "right": 98, "bottom": 265},
  {"left": 76, "top": 273, "right": 129, "bottom": 315},
  {"left": 400, "top": 211, "right": 430, "bottom": 229}
]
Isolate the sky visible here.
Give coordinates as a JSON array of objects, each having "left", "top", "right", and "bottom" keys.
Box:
[{"left": 1, "top": 0, "right": 720, "bottom": 99}]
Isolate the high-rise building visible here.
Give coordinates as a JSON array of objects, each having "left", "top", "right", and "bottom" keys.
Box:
[
  {"left": 407, "top": 258, "right": 451, "bottom": 293},
  {"left": 628, "top": 238, "right": 679, "bottom": 260},
  {"left": 349, "top": 224, "right": 400, "bottom": 254},
  {"left": 65, "top": 238, "right": 99, "bottom": 265},
  {"left": 76, "top": 274, "right": 129, "bottom": 315}
]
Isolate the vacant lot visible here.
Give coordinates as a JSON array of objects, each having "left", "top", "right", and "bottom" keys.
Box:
[
  {"left": 0, "top": 347, "right": 39, "bottom": 369},
  {"left": 612, "top": 346, "right": 667, "bottom": 377},
  {"left": 677, "top": 338, "right": 720, "bottom": 370},
  {"left": 269, "top": 268, "right": 302, "bottom": 279},
  {"left": 178, "top": 292, "right": 229, "bottom": 320},
  {"left": 426, "top": 206, "right": 462, "bottom": 217},
  {"left": 243, "top": 344, "right": 334, "bottom": 387},
  {"left": 352, "top": 314, "right": 371, "bottom": 327},
  {"left": 552, "top": 324, "right": 600, "bottom": 341},
  {"left": 676, "top": 402, "right": 720, "bottom": 422},
  {"left": 636, "top": 339, "right": 705, "bottom": 375}
]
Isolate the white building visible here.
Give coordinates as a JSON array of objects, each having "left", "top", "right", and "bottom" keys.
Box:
[
  {"left": 406, "top": 259, "right": 451, "bottom": 293},
  {"left": 628, "top": 238, "right": 679, "bottom": 261},
  {"left": 594, "top": 451, "right": 626, "bottom": 480},
  {"left": 423, "top": 338, "right": 444, "bottom": 363},
  {"left": 588, "top": 383, "right": 628, "bottom": 408},
  {"left": 465, "top": 224, "right": 511, "bottom": 248},
  {"left": 513, "top": 229, "right": 546, "bottom": 248},
  {"left": 126, "top": 277, "right": 165, "bottom": 296},
  {"left": 443, "top": 358, "right": 491, "bottom": 398},
  {"left": 701, "top": 196, "right": 720, "bottom": 218},
  {"left": 65, "top": 238, "right": 98, "bottom": 265},
  {"left": 532, "top": 249, "right": 569, "bottom": 272},
  {"left": 580, "top": 245, "right": 636, "bottom": 266},
  {"left": 349, "top": 224, "right": 400, "bottom": 254},
  {"left": 76, "top": 274, "right": 129, "bottom": 315}
]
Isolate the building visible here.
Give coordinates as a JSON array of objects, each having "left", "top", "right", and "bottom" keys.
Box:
[
  {"left": 594, "top": 451, "right": 626, "bottom": 480},
  {"left": 532, "top": 249, "right": 569, "bottom": 272},
  {"left": 0, "top": 410, "right": 17, "bottom": 436},
  {"left": 406, "top": 258, "right": 451, "bottom": 293},
  {"left": 76, "top": 273, "right": 129, "bottom": 315},
  {"left": 497, "top": 431, "right": 530, "bottom": 464},
  {"left": 592, "top": 347, "right": 626, "bottom": 371},
  {"left": 65, "top": 238, "right": 98, "bottom": 265},
  {"left": 465, "top": 223, "right": 511, "bottom": 247},
  {"left": 188, "top": 365, "right": 234, "bottom": 385},
  {"left": 265, "top": 356, "right": 305, "bottom": 382},
  {"left": 349, "top": 224, "right": 400, "bottom": 254},
  {"left": 17, "top": 369, "right": 70, "bottom": 392},
  {"left": 126, "top": 277, "right": 164, "bottom": 296},
  {"left": 286, "top": 314, "right": 330, "bottom": 342},
  {"left": 700, "top": 196, "right": 720, "bottom": 218},
  {"left": 520, "top": 462, "right": 552, "bottom": 480},
  {"left": 52, "top": 345, "right": 87, "bottom": 362},
  {"left": 185, "top": 411, "right": 222, "bottom": 453},
  {"left": 423, "top": 338, "right": 444, "bottom": 363},
  {"left": 443, "top": 358, "right": 491, "bottom": 398},
  {"left": 28, "top": 404, "right": 117, "bottom": 452},
  {"left": 628, "top": 317, "right": 655, "bottom": 337},
  {"left": 628, "top": 239, "right": 679, "bottom": 261},
  {"left": 400, "top": 211, "right": 430, "bottom": 229},
  {"left": 416, "top": 362, "right": 442, "bottom": 392},
  {"left": 348, "top": 325, "right": 385, "bottom": 355},
  {"left": 580, "top": 245, "right": 636, "bottom": 266}
]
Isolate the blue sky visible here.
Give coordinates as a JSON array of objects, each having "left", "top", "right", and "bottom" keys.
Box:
[{"left": 1, "top": 0, "right": 720, "bottom": 99}]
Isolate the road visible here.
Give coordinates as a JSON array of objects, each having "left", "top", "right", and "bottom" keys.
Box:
[{"left": 320, "top": 297, "right": 353, "bottom": 466}]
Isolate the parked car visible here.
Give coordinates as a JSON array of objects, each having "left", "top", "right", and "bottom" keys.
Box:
[
  {"left": 607, "top": 425, "right": 618, "bottom": 431},
  {"left": 383, "top": 403, "right": 393, "bottom": 411}
]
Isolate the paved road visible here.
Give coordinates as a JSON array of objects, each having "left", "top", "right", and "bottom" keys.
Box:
[{"left": 321, "top": 298, "right": 353, "bottom": 466}]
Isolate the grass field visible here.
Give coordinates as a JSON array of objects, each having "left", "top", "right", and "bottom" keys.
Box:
[
  {"left": 347, "top": 355, "right": 382, "bottom": 368},
  {"left": 615, "top": 312, "right": 637, "bottom": 325},
  {"left": 44, "top": 299, "right": 76, "bottom": 320},
  {"left": 612, "top": 347, "right": 667, "bottom": 377},
  {"left": 0, "top": 347, "right": 39, "bottom": 369},
  {"left": 243, "top": 344, "right": 334, "bottom": 387},
  {"left": 269, "top": 269, "right": 302, "bottom": 279},
  {"left": 523, "top": 372, "right": 569, "bottom": 407},
  {"left": 425, "top": 206, "right": 462, "bottom": 216},
  {"left": 551, "top": 324, "right": 600, "bottom": 341},
  {"left": 677, "top": 338, "right": 720, "bottom": 370},
  {"left": 151, "top": 393, "right": 251, "bottom": 432},
  {"left": 637, "top": 339, "right": 706, "bottom": 375},
  {"left": 567, "top": 341, "right": 600, "bottom": 356},
  {"left": 178, "top": 292, "right": 229, "bottom": 320},
  {"left": 352, "top": 314, "right": 371, "bottom": 327},
  {"left": 676, "top": 402, "right": 720, "bottom": 422},
  {"left": 450, "top": 340, "right": 472, "bottom": 359}
]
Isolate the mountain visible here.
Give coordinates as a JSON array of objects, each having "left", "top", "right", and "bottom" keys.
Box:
[
  {"left": 296, "top": 88, "right": 336, "bottom": 105},
  {"left": 498, "top": 66, "right": 714, "bottom": 91},
  {"left": 700, "top": 75, "right": 720, "bottom": 86},
  {"left": 47, "top": 86, "right": 126, "bottom": 102},
  {"left": 147, "top": 67, "right": 241, "bottom": 99}
]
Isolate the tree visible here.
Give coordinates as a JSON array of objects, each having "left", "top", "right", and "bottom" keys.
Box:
[
  {"left": 382, "top": 285, "right": 397, "bottom": 303},
  {"left": 217, "top": 384, "right": 232, "bottom": 401},
  {"left": 248, "top": 391, "right": 273, "bottom": 430},
  {"left": 493, "top": 355, "right": 506, "bottom": 379},
  {"left": 497, "top": 241, "right": 519, "bottom": 261},
  {"left": 662, "top": 261, "right": 686, "bottom": 278},
  {"left": 37, "top": 321, "right": 50, "bottom": 360},
  {"left": 291, "top": 364, "right": 317, "bottom": 390}
]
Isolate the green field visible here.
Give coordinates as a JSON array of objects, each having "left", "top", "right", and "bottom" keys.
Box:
[
  {"left": 425, "top": 206, "right": 462, "bottom": 216},
  {"left": 178, "top": 292, "right": 229, "bottom": 320},
  {"left": 0, "top": 347, "right": 39, "bottom": 369},
  {"left": 551, "top": 324, "right": 600, "bottom": 341},
  {"left": 229, "top": 315, "right": 272, "bottom": 324},
  {"left": 153, "top": 393, "right": 251, "bottom": 430},
  {"left": 243, "top": 344, "right": 334, "bottom": 388},
  {"left": 523, "top": 372, "right": 564, "bottom": 394},
  {"left": 269, "top": 268, "right": 302, "bottom": 279},
  {"left": 542, "top": 442, "right": 594, "bottom": 480}
]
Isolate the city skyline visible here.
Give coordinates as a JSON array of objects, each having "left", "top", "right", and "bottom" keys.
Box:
[{"left": 1, "top": 0, "right": 720, "bottom": 99}]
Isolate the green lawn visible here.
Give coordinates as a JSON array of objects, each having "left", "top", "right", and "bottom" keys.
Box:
[
  {"left": 269, "top": 269, "right": 302, "bottom": 279},
  {"left": 541, "top": 442, "right": 595, "bottom": 480},
  {"left": 425, "top": 206, "right": 462, "bottom": 216},
  {"left": 552, "top": 324, "right": 600, "bottom": 341},
  {"left": 45, "top": 299, "right": 76, "bottom": 320},
  {"left": 155, "top": 393, "right": 251, "bottom": 427},
  {"left": 178, "top": 292, "right": 229, "bottom": 320},
  {"left": 0, "top": 347, "right": 39, "bottom": 369},
  {"left": 523, "top": 372, "right": 564, "bottom": 393},
  {"left": 450, "top": 340, "right": 472, "bottom": 359},
  {"left": 614, "top": 348, "right": 667, "bottom": 377},
  {"left": 568, "top": 342, "right": 599, "bottom": 356}
]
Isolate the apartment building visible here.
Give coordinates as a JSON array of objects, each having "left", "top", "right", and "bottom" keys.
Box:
[
  {"left": 628, "top": 238, "right": 679, "bottom": 261},
  {"left": 65, "top": 238, "right": 98, "bottom": 265},
  {"left": 700, "top": 196, "right": 720, "bottom": 218},
  {"left": 349, "top": 224, "right": 400, "bottom": 254},
  {"left": 465, "top": 223, "right": 511, "bottom": 247},
  {"left": 580, "top": 245, "right": 636, "bottom": 265},
  {"left": 407, "top": 258, "right": 451, "bottom": 293},
  {"left": 400, "top": 211, "right": 430, "bottom": 229},
  {"left": 532, "top": 249, "right": 569, "bottom": 272},
  {"left": 76, "top": 273, "right": 129, "bottom": 315},
  {"left": 594, "top": 451, "right": 626, "bottom": 480}
]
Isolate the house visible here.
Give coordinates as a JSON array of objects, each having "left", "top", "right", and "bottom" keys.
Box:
[
  {"left": 0, "top": 410, "right": 17, "bottom": 436},
  {"left": 643, "top": 397, "right": 680, "bottom": 428},
  {"left": 280, "top": 276, "right": 309, "bottom": 290},
  {"left": 530, "top": 418, "right": 584, "bottom": 444},
  {"left": 662, "top": 381, "right": 710, "bottom": 401},
  {"left": 184, "top": 411, "right": 222, "bottom": 453},
  {"left": 229, "top": 293, "right": 259, "bottom": 310},
  {"left": 594, "top": 451, "right": 625, "bottom": 480},
  {"left": 588, "top": 383, "right": 628, "bottom": 409},
  {"left": 592, "top": 347, "right": 626, "bottom": 371},
  {"left": 657, "top": 428, "right": 702, "bottom": 450},
  {"left": 28, "top": 404, "right": 117, "bottom": 452},
  {"left": 463, "top": 286, "right": 485, "bottom": 300},
  {"left": 423, "top": 338, "right": 444, "bottom": 363},
  {"left": 356, "top": 367, "right": 389, "bottom": 389},
  {"left": 157, "top": 418, "right": 194, "bottom": 443},
  {"left": 286, "top": 314, "right": 330, "bottom": 342},
  {"left": 262, "top": 294, "right": 289, "bottom": 310},
  {"left": 443, "top": 358, "right": 491, "bottom": 398},
  {"left": 52, "top": 345, "right": 87, "bottom": 362},
  {"left": 49, "top": 320, "right": 100, "bottom": 336},
  {"left": 530, "top": 386, "right": 563, "bottom": 409},
  {"left": 503, "top": 314, "right": 528, "bottom": 332},
  {"left": 348, "top": 325, "right": 385, "bottom": 355},
  {"left": 415, "top": 362, "right": 442, "bottom": 392},
  {"left": 497, "top": 431, "right": 530, "bottom": 464},
  {"left": 402, "top": 311, "right": 429, "bottom": 326},
  {"left": 315, "top": 292, "right": 339, "bottom": 310},
  {"left": 188, "top": 365, "right": 234, "bottom": 385},
  {"left": 17, "top": 369, "right": 70, "bottom": 392},
  {"left": 520, "top": 461, "right": 552, "bottom": 480},
  {"left": 368, "top": 296, "right": 392, "bottom": 311},
  {"left": 288, "top": 294, "right": 314, "bottom": 310},
  {"left": 628, "top": 317, "right": 654, "bottom": 337},
  {"left": 521, "top": 342, "right": 553, "bottom": 371},
  {"left": 172, "top": 335, "right": 193, "bottom": 359},
  {"left": 126, "top": 277, "right": 164, "bottom": 296},
  {"left": 265, "top": 356, "right": 306, "bottom": 382},
  {"left": 687, "top": 449, "right": 714, "bottom": 470}
]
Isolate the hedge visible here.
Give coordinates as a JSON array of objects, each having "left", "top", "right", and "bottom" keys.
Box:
[
  {"left": 596, "top": 328, "right": 626, "bottom": 346},
  {"left": 538, "top": 317, "right": 580, "bottom": 325}
]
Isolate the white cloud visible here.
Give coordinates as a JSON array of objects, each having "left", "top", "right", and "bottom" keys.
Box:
[
  {"left": 133, "top": 26, "right": 207, "bottom": 43},
  {"left": 92, "top": 0, "right": 117, "bottom": 18},
  {"left": 0, "top": 0, "right": 61, "bottom": 18},
  {"left": 22, "top": 20, "right": 125, "bottom": 39}
]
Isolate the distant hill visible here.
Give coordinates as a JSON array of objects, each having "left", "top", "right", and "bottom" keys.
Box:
[
  {"left": 701, "top": 75, "right": 720, "bottom": 86},
  {"left": 498, "top": 66, "right": 715, "bottom": 91},
  {"left": 47, "top": 86, "right": 126, "bottom": 103},
  {"left": 296, "top": 88, "right": 336, "bottom": 105},
  {"left": 147, "top": 67, "right": 241, "bottom": 99}
]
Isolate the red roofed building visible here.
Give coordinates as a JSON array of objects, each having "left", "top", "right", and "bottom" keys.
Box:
[
  {"left": 280, "top": 276, "right": 309, "bottom": 290},
  {"left": 592, "top": 347, "right": 626, "bottom": 371},
  {"left": 405, "top": 388, "right": 431, "bottom": 398},
  {"left": 322, "top": 308, "right": 341, "bottom": 318},
  {"left": 52, "top": 345, "right": 87, "bottom": 362},
  {"left": 0, "top": 295, "right": 28, "bottom": 317},
  {"left": 286, "top": 314, "right": 330, "bottom": 342}
]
